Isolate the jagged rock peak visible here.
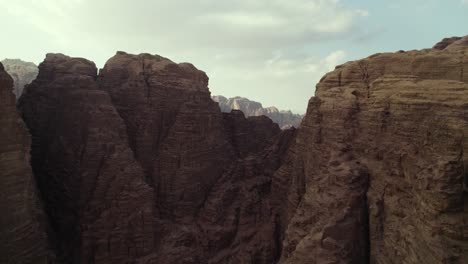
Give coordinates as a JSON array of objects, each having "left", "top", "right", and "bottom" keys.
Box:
[
  {"left": 15, "top": 51, "right": 295, "bottom": 263},
  {"left": 2, "top": 58, "right": 37, "bottom": 67},
  {"left": 101, "top": 51, "right": 209, "bottom": 91},
  {"left": 1, "top": 58, "right": 38, "bottom": 99},
  {"left": 212, "top": 95, "right": 303, "bottom": 129},
  {"left": 41, "top": 53, "right": 97, "bottom": 77}
]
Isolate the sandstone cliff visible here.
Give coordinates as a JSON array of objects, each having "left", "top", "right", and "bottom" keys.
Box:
[
  {"left": 18, "top": 54, "right": 155, "bottom": 263},
  {"left": 277, "top": 36, "right": 468, "bottom": 263},
  {"left": 16, "top": 52, "right": 294, "bottom": 263},
  {"left": 212, "top": 95, "right": 303, "bottom": 129},
  {"left": 1, "top": 59, "right": 38, "bottom": 99},
  {"left": 3, "top": 36, "right": 468, "bottom": 264},
  {"left": 0, "top": 63, "right": 50, "bottom": 262}
]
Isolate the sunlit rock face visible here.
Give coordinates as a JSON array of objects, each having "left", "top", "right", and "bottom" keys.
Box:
[
  {"left": 213, "top": 95, "right": 304, "bottom": 129},
  {"left": 1, "top": 58, "right": 38, "bottom": 99}
]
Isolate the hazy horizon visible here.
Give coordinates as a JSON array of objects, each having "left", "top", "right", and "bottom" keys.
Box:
[{"left": 1, "top": 0, "right": 467, "bottom": 113}]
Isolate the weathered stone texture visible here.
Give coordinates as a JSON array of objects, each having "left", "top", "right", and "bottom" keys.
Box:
[
  {"left": 0, "top": 63, "right": 50, "bottom": 263},
  {"left": 278, "top": 36, "right": 468, "bottom": 264}
]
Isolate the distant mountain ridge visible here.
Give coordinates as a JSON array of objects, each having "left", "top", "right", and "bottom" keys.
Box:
[
  {"left": 1, "top": 59, "right": 38, "bottom": 99},
  {"left": 212, "top": 95, "right": 303, "bottom": 129}
]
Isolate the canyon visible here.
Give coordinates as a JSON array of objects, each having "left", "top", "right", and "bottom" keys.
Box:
[{"left": 0, "top": 36, "right": 467, "bottom": 263}]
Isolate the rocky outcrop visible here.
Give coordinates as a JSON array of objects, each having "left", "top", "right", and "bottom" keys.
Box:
[
  {"left": 0, "top": 63, "right": 50, "bottom": 262},
  {"left": 432, "top": 37, "right": 463, "bottom": 50},
  {"left": 1, "top": 59, "right": 38, "bottom": 99},
  {"left": 18, "top": 54, "right": 155, "bottom": 263},
  {"left": 277, "top": 36, "right": 468, "bottom": 263},
  {"left": 17, "top": 52, "right": 295, "bottom": 263},
  {"left": 212, "top": 95, "right": 303, "bottom": 129},
  {"left": 98, "top": 52, "right": 294, "bottom": 264}
]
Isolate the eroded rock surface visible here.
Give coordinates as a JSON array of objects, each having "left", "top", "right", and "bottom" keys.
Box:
[
  {"left": 99, "top": 52, "right": 295, "bottom": 263},
  {"left": 213, "top": 95, "right": 303, "bottom": 129},
  {"left": 16, "top": 52, "right": 295, "bottom": 263},
  {"left": 0, "top": 63, "right": 50, "bottom": 263},
  {"left": 18, "top": 54, "right": 155, "bottom": 263},
  {"left": 1, "top": 59, "right": 38, "bottom": 99},
  {"left": 278, "top": 36, "right": 468, "bottom": 264},
  {"left": 5, "top": 36, "right": 468, "bottom": 263}
]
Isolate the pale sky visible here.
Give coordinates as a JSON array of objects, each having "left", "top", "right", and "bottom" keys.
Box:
[{"left": 1, "top": 0, "right": 467, "bottom": 113}]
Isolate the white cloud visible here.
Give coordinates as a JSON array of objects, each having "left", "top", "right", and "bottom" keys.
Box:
[
  {"left": 322, "top": 50, "right": 347, "bottom": 70},
  {"left": 200, "top": 12, "right": 286, "bottom": 27},
  {"left": 265, "top": 50, "right": 346, "bottom": 77},
  {"left": 0, "top": 0, "right": 367, "bottom": 57},
  {"left": 0, "top": 0, "right": 368, "bottom": 113}
]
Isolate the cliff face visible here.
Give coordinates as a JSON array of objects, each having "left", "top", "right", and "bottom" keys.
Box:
[
  {"left": 277, "top": 36, "right": 468, "bottom": 263},
  {"left": 0, "top": 63, "right": 50, "bottom": 262},
  {"left": 18, "top": 54, "right": 155, "bottom": 263},
  {"left": 17, "top": 52, "right": 295, "bottom": 263},
  {"left": 212, "top": 95, "right": 304, "bottom": 129},
  {"left": 98, "top": 52, "right": 295, "bottom": 264},
  {"left": 4, "top": 36, "right": 468, "bottom": 263},
  {"left": 1, "top": 59, "right": 38, "bottom": 99}
]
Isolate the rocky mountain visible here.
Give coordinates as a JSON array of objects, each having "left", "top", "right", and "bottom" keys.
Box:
[
  {"left": 1, "top": 59, "right": 38, "bottom": 99},
  {"left": 0, "top": 63, "right": 51, "bottom": 262},
  {"left": 212, "top": 95, "right": 303, "bottom": 129},
  {"left": 16, "top": 52, "right": 294, "bottom": 263},
  {"left": 1, "top": 36, "right": 467, "bottom": 263},
  {"left": 276, "top": 36, "right": 468, "bottom": 263}
]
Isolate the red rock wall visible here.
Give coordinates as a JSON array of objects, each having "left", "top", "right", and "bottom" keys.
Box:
[
  {"left": 17, "top": 52, "right": 295, "bottom": 264},
  {"left": 278, "top": 36, "right": 468, "bottom": 264},
  {"left": 18, "top": 54, "right": 155, "bottom": 263},
  {"left": 5, "top": 36, "right": 468, "bottom": 263},
  {"left": 0, "top": 63, "right": 51, "bottom": 262}
]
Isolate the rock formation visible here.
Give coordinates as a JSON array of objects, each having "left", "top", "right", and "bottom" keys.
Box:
[
  {"left": 0, "top": 63, "right": 50, "bottom": 262},
  {"left": 18, "top": 54, "right": 155, "bottom": 263},
  {"left": 276, "top": 36, "right": 468, "bottom": 263},
  {"left": 2, "top": 36, "right": 468, "bottom": 263},
  {"left": 212, "top": 95, "right": 303, "bottom": 129},
  {"left": 1, "top": 59, "right": 38, "bottom": 99},
  {"left": 17, "top": 52, "right": 294, "bottom": 263}
]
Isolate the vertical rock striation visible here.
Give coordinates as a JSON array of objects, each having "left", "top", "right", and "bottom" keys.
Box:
[
  {"left": 98, "top": 52, "right": 295, "bottom": 264},
  {"left": 278, "top": 36, "right": 468, "bottom": 264},
  {"left": 16, "top": 52, "right": 295, "bottom": 263},
  {"left": 0, "top": 63, "right": 50, "bottom": 263},
  {"left": 18, "top": 54, "right": 155, "bottom": 263},
  {"left": 99, "top": 52, "right": 230, "bottom": 220},
  {"left": 5, "top": 36, "right": 468, "bottom": 263}
]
